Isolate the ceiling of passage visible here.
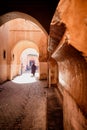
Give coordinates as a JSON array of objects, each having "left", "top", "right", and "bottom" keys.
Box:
[{"left": 0, "top": 0, "right": 60, "bottom": 33}]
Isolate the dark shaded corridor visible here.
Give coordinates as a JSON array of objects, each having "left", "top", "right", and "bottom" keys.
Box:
[{"left": 47, "top": 86, "right": 63, "bottom": 130}]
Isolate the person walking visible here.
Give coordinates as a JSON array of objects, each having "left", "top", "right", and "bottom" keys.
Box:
[{"left": 31, "top": 63, "right": 36, "bottom": 76}]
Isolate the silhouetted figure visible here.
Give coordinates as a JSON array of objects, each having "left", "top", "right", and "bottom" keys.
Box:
[{"left": 31, "top": 63, "right": 36, "bottom": 76}]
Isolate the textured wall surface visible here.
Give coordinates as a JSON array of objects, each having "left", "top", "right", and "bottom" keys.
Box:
[{"left": 49, "top": 0, "right": 87, "bottom": 129}]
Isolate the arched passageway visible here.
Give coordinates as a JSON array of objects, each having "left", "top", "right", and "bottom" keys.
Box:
[
  {"left": 20, "top": 48, "right": 39, "bottom": 74},
  {"left": 0, "top": 1, "right": 87, "bottom": 130},
  {"left": 12, "top": 47, "right": 39, "bottom": 84},
  {"left": 10, "top": 40, "right": 39, "bottom": 80},
  {"left": 0, "top": 11, "right": 48, "bottom": 83},
  {"left": 0, "top": 10, "right": 64, "bottom": 130}
]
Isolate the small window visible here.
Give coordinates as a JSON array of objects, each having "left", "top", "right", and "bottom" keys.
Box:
[{"left": 3, "top": 50, "right": 6, "bottom": 59}]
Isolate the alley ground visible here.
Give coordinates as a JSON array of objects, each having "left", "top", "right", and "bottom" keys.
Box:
[{"left": 0, "top": 73, "right": 63, "bottom": 130}]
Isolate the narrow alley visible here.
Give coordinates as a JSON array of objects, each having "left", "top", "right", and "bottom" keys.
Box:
[
  {"left": 0, "top": 73, "right": 63, "bottom": 130},
  {"left": 1, "top": 1, "right": 87, "bottom": 129}
]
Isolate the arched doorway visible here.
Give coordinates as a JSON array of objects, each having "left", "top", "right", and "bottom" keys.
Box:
[
  {"left": 0, "top": 11, "right": 48, "bottom": 83},
  {"left": 10, "top": 40, "right": 39, "bottom": 80},
  {"left": 12, "top": 48, "right": 39, "bottom": 84},
  {"left": 20, "top": 48, "right": 39, "bottom": 76}
]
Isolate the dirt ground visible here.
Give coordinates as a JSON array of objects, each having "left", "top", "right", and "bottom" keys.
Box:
[
  {"left": 0, "top": 74, "right": 47, "bottom": 130},
  {"left": 0, "top": 73, "right": 63, "bottom": 130}
]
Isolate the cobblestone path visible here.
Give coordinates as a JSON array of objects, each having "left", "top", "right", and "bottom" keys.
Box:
[
  {"left": 0, "top": 78, "right": 47, "bottom": 130},
  {"left": 0, "top": 74, "right": 63, "bottom": 130}
]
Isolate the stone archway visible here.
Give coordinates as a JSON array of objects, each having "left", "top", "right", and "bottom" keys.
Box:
[
  {"left": 0, "top": 11, "right": 48, "bottom": 36},
  {"left": 0, "top": 11, "right": 48, "bottom": 83},
  {"left": 10, "top": 40, "right": 39, "bottom": 80}
]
